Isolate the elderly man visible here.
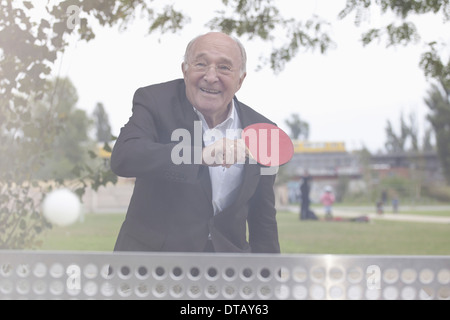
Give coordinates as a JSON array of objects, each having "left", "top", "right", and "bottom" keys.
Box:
[{"left": 111, "top": 32, "right": 280, "bottom": 253}]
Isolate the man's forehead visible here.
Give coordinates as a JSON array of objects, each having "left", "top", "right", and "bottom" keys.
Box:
[
  {"left": 191, "top": 34, "right": 240, "bottom": 56},
  {"left": 192, "top": 52, "right": 234, "bottom": 64}
]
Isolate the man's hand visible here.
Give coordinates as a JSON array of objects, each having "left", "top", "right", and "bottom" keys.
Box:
[{"left": 202, "top": 138, "right": 250, "bottom": 168}]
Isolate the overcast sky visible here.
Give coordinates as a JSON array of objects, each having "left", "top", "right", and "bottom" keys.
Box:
[{"left": 50, "top": 0, "right": 449, "bottom": 153}]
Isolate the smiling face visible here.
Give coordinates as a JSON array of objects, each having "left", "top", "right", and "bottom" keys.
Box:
[{"left": 182, "top": 33, "right": 247, "bottom": 128}]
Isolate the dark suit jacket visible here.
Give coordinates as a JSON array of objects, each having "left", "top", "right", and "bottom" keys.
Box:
[{"left": 111, "top": 79, "right": 280, "bottom": 253}]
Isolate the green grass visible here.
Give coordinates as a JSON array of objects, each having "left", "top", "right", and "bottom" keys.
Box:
[
  {"left": 314, "top": 203, "right": 450, "bottom": 217},
  {"left": 39, "top": 211, "right": 450, "bottom": 255},
  {"left": 398, "top": 211, "right": 450, "bottom": 217},
  {"left": 277, "top": 211, "right": 450, "bottom": 255},
  {"left": 40, "top": 213, "right": 124, "bottom": 252}
]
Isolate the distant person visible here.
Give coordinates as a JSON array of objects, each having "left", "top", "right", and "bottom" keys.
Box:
[
  {"left": 299, "top": 171, "right": 316, "bottom": 220},
  {"left": 376, "top": 200, "right": 384, "bottom": 214},
  {"left": 381, "top": 190, "right": 388, "bottom": 205},
  {"left": 320, "top": 186, "right": 335, "bottom": 220},
  {"left": 392, "top": 196, "right": 399, "bottom": 213}
]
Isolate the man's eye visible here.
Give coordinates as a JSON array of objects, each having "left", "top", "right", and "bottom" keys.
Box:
[{"left": 218, "top": 65, "right": 232, "bottom": 71}]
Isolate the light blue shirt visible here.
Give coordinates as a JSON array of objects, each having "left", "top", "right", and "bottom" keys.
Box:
[{"left": 194, "top": 101, "right": 244, "bottom": 215}]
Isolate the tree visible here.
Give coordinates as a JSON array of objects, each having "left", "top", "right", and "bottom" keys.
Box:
[
  {"left": 338, "top": 0, "right": 449, "bottom": 86},
  {"left": 207, "top": 1, "right": 334, "bottom": 72},
  {"left": 384, "top": 112, "right": 411, "bottom": 153},
  {"left": 93, "top": 102, "right": 112, "bottom": 143},
  {"left": 425, "top": 79, "right": 450, "bottom": 184},
  {"left": 0, "top": 1, "right": 127, "bottom": 248},
  {"left": 0, "top": 76, "right": 115, "bottom": 249},
  {"left": 284, "top": 113, "right": 310, "bottom": 140},
  {"left": 407, "top": 112, "right": 420, "bottom": 152},
  {"left": 384, "top": 110, "right": 429, "bottom": 153},
  {"left": 35, "top": 78, "right": 94, "bottom": 180},
  {"left": 422, "top": 126, "right": 435, "bottom": 152}
]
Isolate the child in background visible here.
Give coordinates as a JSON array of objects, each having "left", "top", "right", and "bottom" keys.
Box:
[{"left": 320, "top": 186, "right": 335, "bottom": 220}]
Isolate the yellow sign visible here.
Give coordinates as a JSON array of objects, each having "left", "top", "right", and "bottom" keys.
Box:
[{"left": 293, "top": 141, "right": 346, "bottom": 153}]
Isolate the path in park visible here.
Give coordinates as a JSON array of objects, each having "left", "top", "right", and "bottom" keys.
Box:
[
  {"left": 278, "top": 205, "right": 450, "bottom": 224},
  {"left": 83, "top": 180, "right": 450, "bottom": 225}
]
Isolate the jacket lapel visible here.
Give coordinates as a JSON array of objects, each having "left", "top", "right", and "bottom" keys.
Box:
[
  {"left": 176, "top": 86, "right": 263, "bottom": 210},
  {"left": 177, "top": 81, "right": 213, "bottom": 206}
]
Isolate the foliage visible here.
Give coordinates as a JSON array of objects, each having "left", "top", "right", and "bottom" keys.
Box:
[
  {"left": 93, "top": 102, "right": 112, "bottom": 143},
  {"left": 32, "top": 78, "right": 94, "bottom": 181},
  {"left": 0, "top": 75, "right": 116, "bottom": 249},
  {"left": 335, "top": 176, "right": 351, "bottom": 202},
  {"left": 425, "top": 79, "right": 450, "bottom": 184},
  {"left": 338, "top": 0, "right": 449, "bottom": 85},
  {"left": 384, "top": 111, "right": 418, "bottom": 153},
  {"left": 421, "top": 183, "right": 450, "bottom": 201},
  {"left": 384, "top": 109, "right": 437, "bottom": 155},
  {"left": 0, "top": 0, "right": 123, "bottom": 248},
  {"left": 284, "top": 113, "right": 309, "bottom": 140},
  {"left": 379, "top": 175, "right": 415, "bottom": 199},
  {"left": 208, "top": 0, "right": 334, "bottom": 72}
]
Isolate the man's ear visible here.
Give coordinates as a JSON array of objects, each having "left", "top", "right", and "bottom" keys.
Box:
[
  {"left": 236, "top": 72, "right": 247, "bottom": 92},
  {"left": 181, "top": 62, "right": 187, "bottom": 77}
]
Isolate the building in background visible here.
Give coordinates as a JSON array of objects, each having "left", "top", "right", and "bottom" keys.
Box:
[{"left": 280, "top": 141, "right": 443, "bottom": 205}]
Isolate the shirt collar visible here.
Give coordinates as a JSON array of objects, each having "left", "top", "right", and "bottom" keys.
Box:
[{"left": 193, "top": 100, "right": 237, "bottom": 131}]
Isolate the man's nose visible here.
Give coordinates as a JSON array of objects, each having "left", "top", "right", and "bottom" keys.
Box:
[{"left": 203, "top": 65, "right": 219, "bottom": 81}]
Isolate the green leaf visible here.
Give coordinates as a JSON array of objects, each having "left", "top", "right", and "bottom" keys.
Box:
[
  {"left": 102, "top": 142, "right": 112, "bottom": 152},
  {"left": 74, "top": 187, "right": 86, "bottom": 199},
  {"left": 19, "top": 219, "right": 27, "bottom": 230},
  {"left": 88, "top": 150, "right": 97, "bottom": 159},
  {"left": 23, "top": 1, "right": 34, "bottom": 10}
]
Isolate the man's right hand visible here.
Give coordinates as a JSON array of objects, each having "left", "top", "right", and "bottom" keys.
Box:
[{"left": 202, "top": 138, "right": 250, "bottom": 168}]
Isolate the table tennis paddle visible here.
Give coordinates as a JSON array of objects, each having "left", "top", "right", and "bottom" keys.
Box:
[{"left": 242, "top": 123, "right": 294, "bottom": 167}]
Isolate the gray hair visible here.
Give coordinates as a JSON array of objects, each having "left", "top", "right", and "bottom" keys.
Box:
[{"left": 183, "top": 33, "right": 247, "bottom": 76}]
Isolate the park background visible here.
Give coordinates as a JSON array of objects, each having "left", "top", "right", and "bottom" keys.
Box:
[{"left": 1, "top": 0, "right": 449, "bottom": 254}]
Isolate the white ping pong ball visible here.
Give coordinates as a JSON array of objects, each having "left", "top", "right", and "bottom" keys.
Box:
[{"left": 42, "top": 188, "right": 81, "bottom": 226}]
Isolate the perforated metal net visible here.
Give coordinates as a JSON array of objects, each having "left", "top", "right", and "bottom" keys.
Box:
[{"left": 0, "top": 251, "right": 448, "bottom": 300}]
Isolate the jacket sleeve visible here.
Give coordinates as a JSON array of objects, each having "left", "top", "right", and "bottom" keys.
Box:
[
  {"left": 247, "top": 173, "right": 280, "bottom": 253},
  {"left": 110, "top": 87, "right": 202, "bottom": 183}
]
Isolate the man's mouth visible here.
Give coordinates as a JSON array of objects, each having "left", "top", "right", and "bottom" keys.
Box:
[{"left": 200, "top": 87, "right": 220, "bottom": 95}]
